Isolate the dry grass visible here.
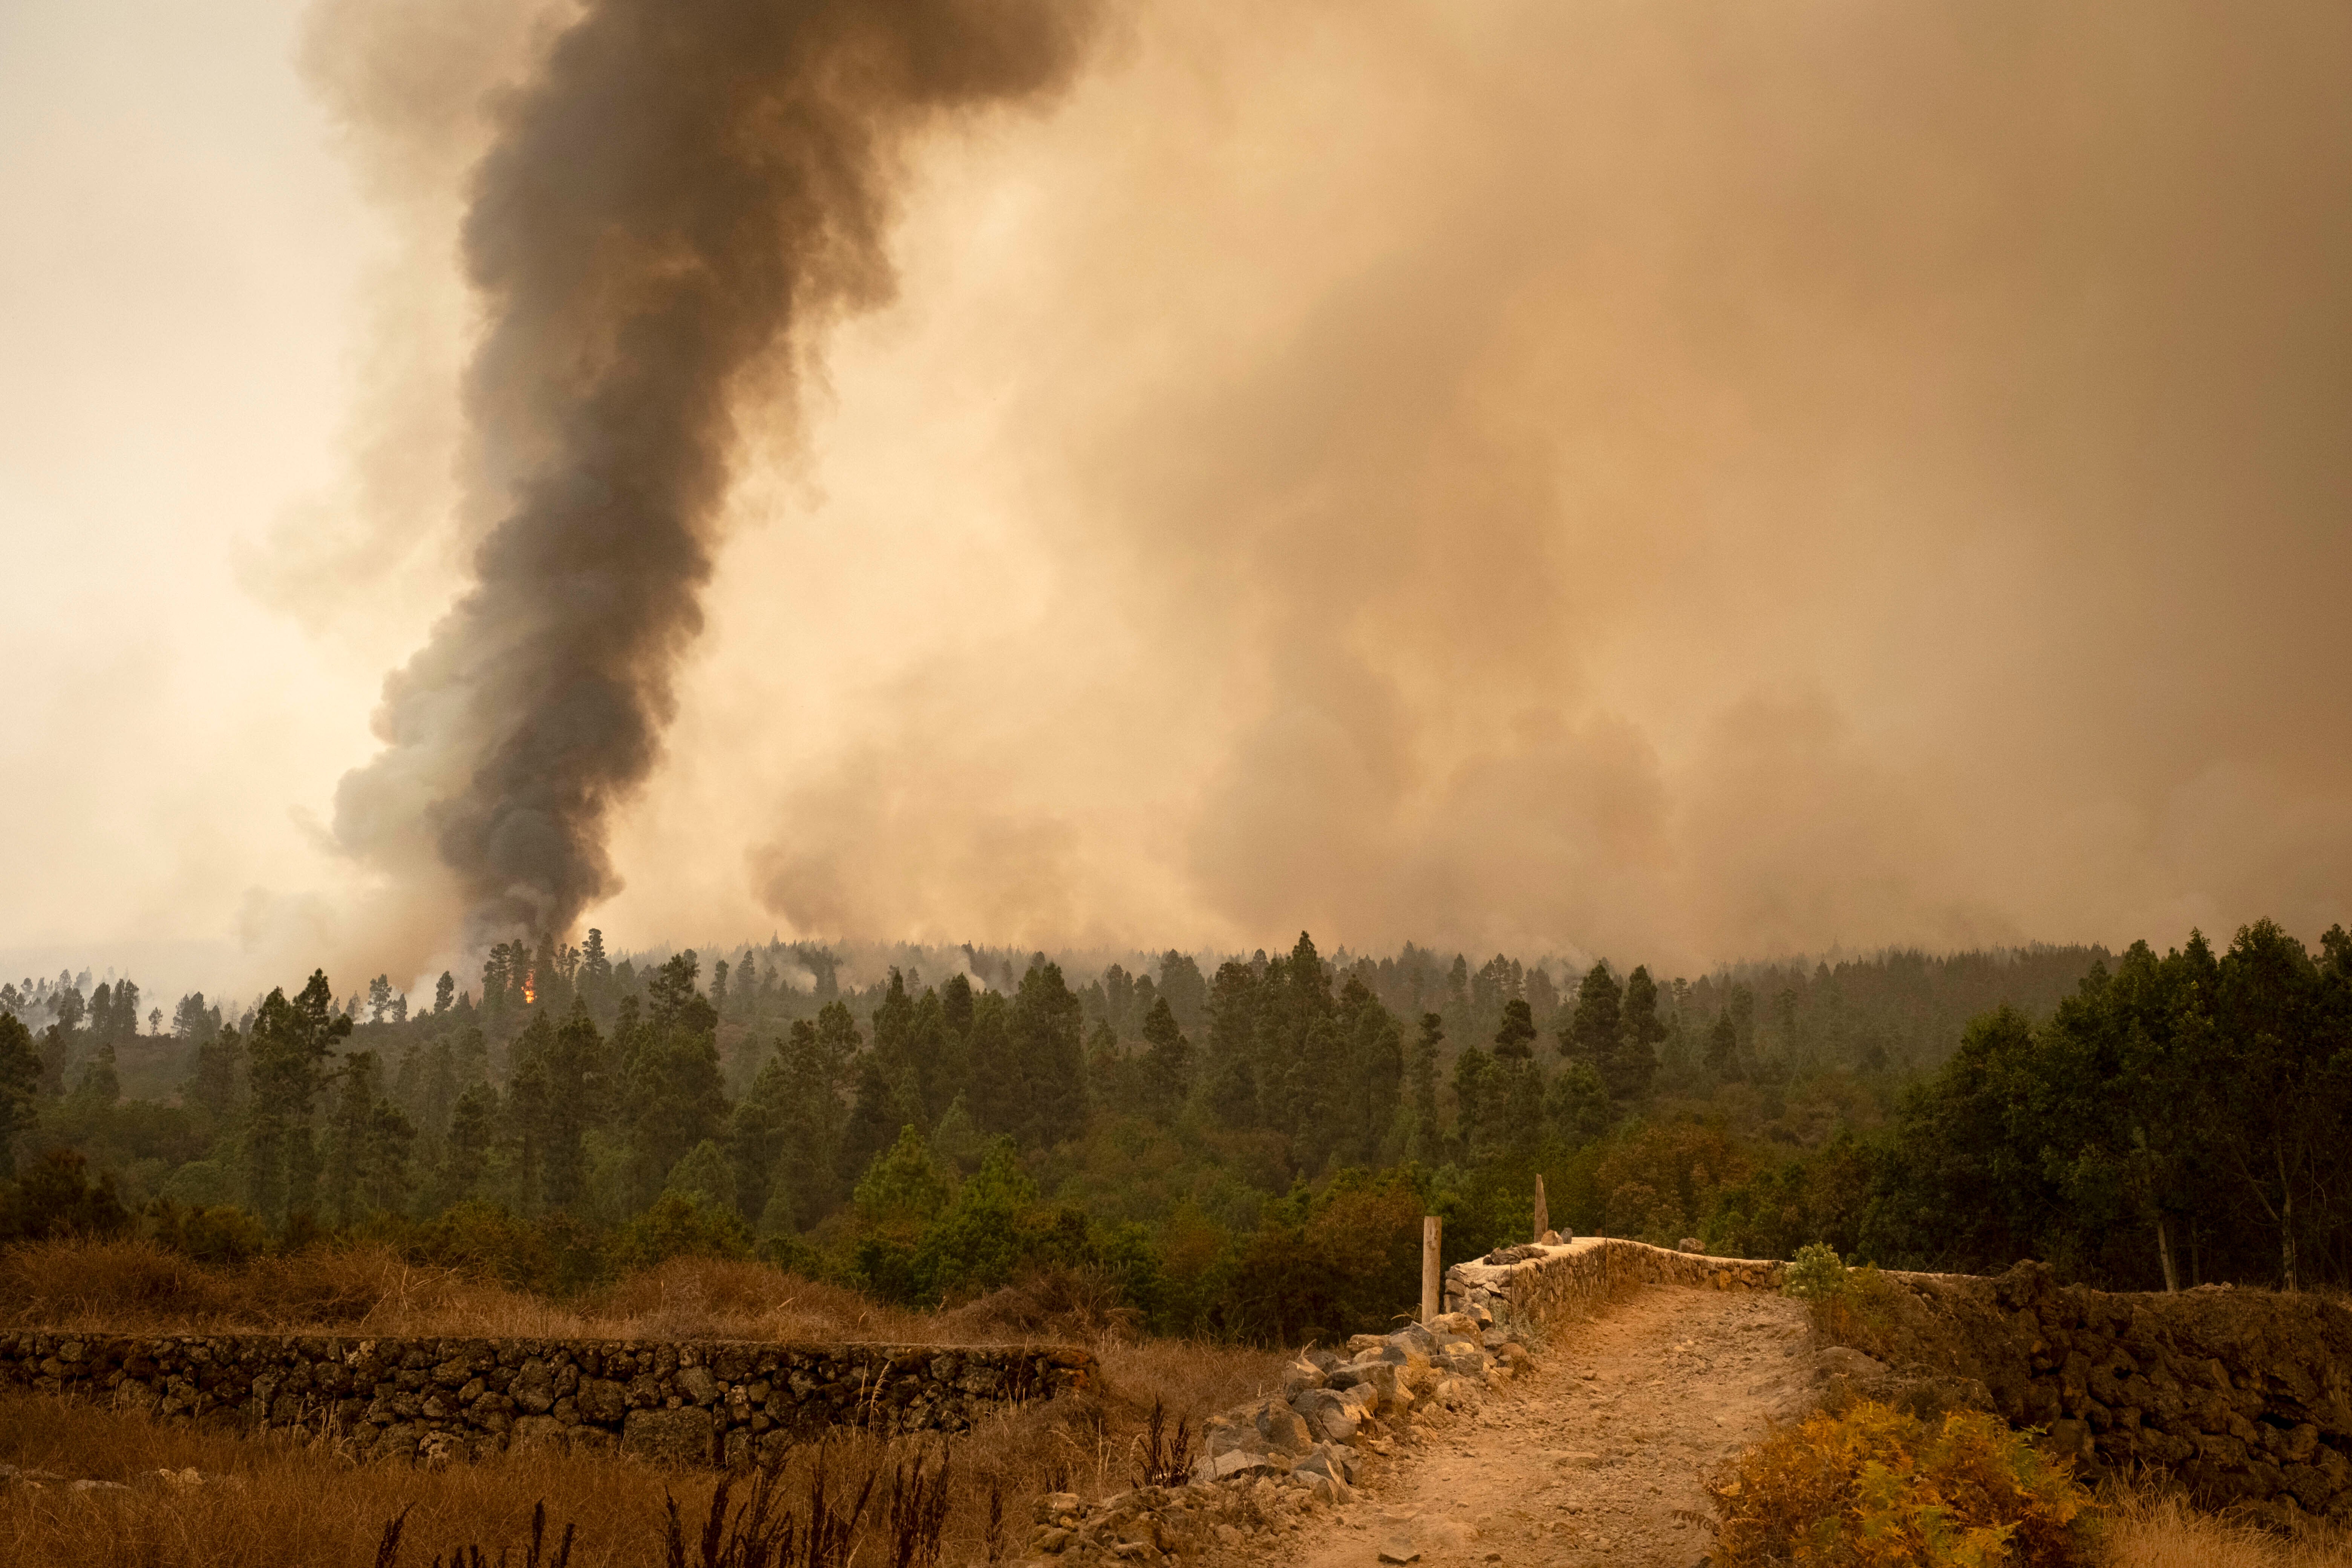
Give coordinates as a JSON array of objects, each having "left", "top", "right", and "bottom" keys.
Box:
[
  {"left": 0, "top": 1390, "right": 982, "bottom": 1566},
  {"left": 0, "top": 1238, "right": 1288, "bottom": 1563},
  {"left": 2102, "top": 1488, "right": 2352, "bottom": 1568},
  {"left": 0, "top": 1325, "right": 1281, "bottom": 1568},
  {"left": 0, "top": 1239, "right": 1154, "bottom": 1348}
]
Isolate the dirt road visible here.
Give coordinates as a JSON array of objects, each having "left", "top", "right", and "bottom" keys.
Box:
[{"left": 1288, "top": 1286, "right": 1816, "bottom": 1568}]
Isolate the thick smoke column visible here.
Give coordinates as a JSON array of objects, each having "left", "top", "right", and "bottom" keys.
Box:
[{"left": 333, "top": 0, "right": 1093, "bottom": 946}]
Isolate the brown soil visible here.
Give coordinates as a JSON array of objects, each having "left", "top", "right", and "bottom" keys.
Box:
[{"left": 1288, "top": 1286, "right": 1815, "bottom": 1568}]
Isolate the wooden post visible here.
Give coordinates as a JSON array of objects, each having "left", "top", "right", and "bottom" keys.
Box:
[
  {"left": 1421, "top": 1215, "right": 1443, "bottom": 1325},
  {"left": 1532, "top": 1175, "right": 1550, "bottom": 1242}
]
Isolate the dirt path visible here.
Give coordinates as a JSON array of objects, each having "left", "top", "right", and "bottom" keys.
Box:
[{"left": 1286, "top": 1286, "right": 1816, "bottom": 1568}]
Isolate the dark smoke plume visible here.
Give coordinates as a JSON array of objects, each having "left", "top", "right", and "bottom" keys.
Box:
[{"left": 332, "top": 0, "right": 1095, "bottom": 947}]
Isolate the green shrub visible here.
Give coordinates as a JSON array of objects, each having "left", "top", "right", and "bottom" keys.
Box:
[
  {"left": 1784, "top": 1240, "right": 1902, "bottom": 1358},
  {"left": 1710, "top": 1400, "right": 2098, "bottom": 1567},
  {"left": 144, "top": 1198, "right": 268, "bottom": 1265},
  {"left": 605, "top": 1192, "right": 753, "bottom": 1275}
]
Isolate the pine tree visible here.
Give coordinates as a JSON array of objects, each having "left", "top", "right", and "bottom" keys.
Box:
[
  {"left": 245, "top": 971, "right": 351, "bottom": 1227},
  {"left": 1613, "top": 966, "right": 1665, "bottom": 1100},
  {"left": 839, "top": 1050, "right": 900, "bottom": 1185},
  {"left": 76, "top": 1041, "right": 122, "bottom": 1104},
  {"left": 1011, "top": 960, "right": 1086, "bottom": 1147},
  {"left": 759, "top": 1016, "right": 847, "bottom": 1231},
  {"left": 436, "top": 1082, "right": 497, "bottom": 1210},
  {"left": 1491, "top": 998, "right": 1544, "bottom": 1158},
  {"left": 1203, "top": 960, "right": 1261, "bottom": 1128},
  {"left": 0, "top": 1012, "right": 40, "bottom": 1178},
  {"left": 910, "top": 988, "right": 959, "bottom": 1121},
  {"left": 1704, "top": 1011, "right": 1740, "bottom": 1077},
  {"left": 184, "top": 1024, "right": 244, "bottom": 1128},
  {"left": 1138, "top": 996, "right": 1193, "bottom": 1127},
  {"left": 1158, "top": 951, "right": 1208, "bottom": 1035},
  {"left": 323, "top": 1050, "right": 380, "bottom": 1227},
  {"left": 1562, "top": 963, "right": 1623, "bottom": 1070},
  {"left": 964, "top": 991, "right": 1020, "bottom": 1137},
  {"left": 508, "top": 1004, "right": 608, "bottom": 1213},
  {"left": 1408, "top": 1012, "right": 1444, "bottom": 1163},
  {"left": 1452, "top": 1044, "right": 1496, "bottom": 1161}
]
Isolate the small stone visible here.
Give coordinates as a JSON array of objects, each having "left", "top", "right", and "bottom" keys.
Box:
[{"left": 1377, "top": 1538, "right": 1421, "bottom": 1563}]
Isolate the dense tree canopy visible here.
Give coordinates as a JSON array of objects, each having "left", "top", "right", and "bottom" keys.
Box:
[{"left": 6, "top": 920, "right": 2343, "bottom": 1338}]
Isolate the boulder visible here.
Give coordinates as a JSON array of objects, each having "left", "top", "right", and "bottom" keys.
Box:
[
  {"left": 1255, "top": 1400, "right": 1315, "bottom": 1457},
  {"left": 1280, "top": 1357, "right": 1325, "bottom": 1397},
  {"left": 1291, "top": 1388, "right": 1363, "bottom": 1444},
  {"left": 574, "top": 1377, "right": 627, "bottom": 1424},
  {"left": 1297, "top": 1442, "right": 1358, "bottom": 1485},
  {"left": 621, "top": 1407, "right": 715, "bottom": 1466}
]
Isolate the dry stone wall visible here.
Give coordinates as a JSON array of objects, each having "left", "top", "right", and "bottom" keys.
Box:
[
  {"left": 0, "top": 1332, "right": 1096, "bottom": 1468},
  {"left": 1863, "top": 1262, "right": 2352, "bottom": 1526},
  {"left": 1444, "top": 1236, "right": 2352, "bottom": 1527},
  {"left": 1443, "top": 1235, "right": 1783, "bottom": 1344}
]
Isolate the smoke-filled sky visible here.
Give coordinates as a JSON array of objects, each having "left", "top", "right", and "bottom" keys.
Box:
[{"left": 4, "top": 0, "right": 2349, "bottom": 1000}]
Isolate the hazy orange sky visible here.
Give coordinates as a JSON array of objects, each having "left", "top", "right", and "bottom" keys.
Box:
[{"left": 4, "top": 1, "right": 2349, "bottom": 1000}]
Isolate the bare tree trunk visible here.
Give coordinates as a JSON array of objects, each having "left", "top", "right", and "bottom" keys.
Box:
[
  {"left": 2280, "top": 1145, "right": 2301, "bottom": 1292},
  {"left": 2157, "top": 1215, "right": 2180, "bottom": 1293}
]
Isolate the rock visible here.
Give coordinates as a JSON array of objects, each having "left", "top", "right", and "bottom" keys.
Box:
[
  {"left": 1495, "top": 1343, "right": 1533, "bottom": 1374},
  {"left": 1341, "top": 1362, "right": 1414, "bottom": 1416},
  {"left": 70, "top": 1479, "right": 132, "bottom": 1494},
  {"left": 1196, "top": 1449, "right": 1284, "bottom": 1482},
  {"left": 621, "top": 1406, "right": 715, "bottom": 1466},
  {"left": 1539, "top": 1231, "right": 1562, "bottom": 1245},
  {"left": 1257, "top": 1401, "right": 1316, "bottom": 1458},
  {"left": 1387, "top": 1325, "right": 1439, "bottom": 1357},
  {"left": 1436, "top": 1350, "right": 1488, "bottom": 1379},
  {"left": 1377, "top": 1538, "right": 1421, "bottom": 1563},
  {"left": 1204, "top": 1416, "right": 1265, "bottom": 1458},
  {"left": 1297, "top": 1442, "right": 1358, "bottom": 1485},
  {"left": 1282, "top": 1357, "right": 1326, "bottom": 1397},
  {"left": 1678, "top": 1238, "right": 1704, "bottom": 1253},
  {"left": 675, "top": 1366, "right": 717, "bottom": 1406},
  {"left": 574, "top": 1377, "right": 627, "bottom": 1424}
]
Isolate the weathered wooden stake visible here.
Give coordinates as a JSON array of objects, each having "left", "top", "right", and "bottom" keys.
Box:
[
  {"left": 1532, "top": 1174, "right": 1550, "bottom": 1242},
  {"left": 1421, "top": 1215, "right": 1443, "bottom": 1324}
]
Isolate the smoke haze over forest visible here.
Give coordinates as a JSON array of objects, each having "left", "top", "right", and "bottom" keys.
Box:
[{"left": 3, "top": 1, "right": 2349, "bottom": 998}]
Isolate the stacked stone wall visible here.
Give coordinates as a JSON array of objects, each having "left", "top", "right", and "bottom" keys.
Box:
[
  {"left": 1876, "top": 1262, "right": 2352, "bottom": 1524},
  {"left": 1442, "top": 1236, "right": 1783, "bottom": 1344},
  {"left": 1444, "top": 1235, "right": 2352, "bottom": 1526},
  {"left": 0, "top": 1332, "right": 1096, "bottom": 1468}
]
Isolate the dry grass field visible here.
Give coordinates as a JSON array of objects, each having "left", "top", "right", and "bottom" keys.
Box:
[
  {"left": 7, "top": 1239, "right": 2350, "bottom": 1565},
  {"left": 0, "top": 1236, "right": 1147, "bottom": 1344},
  {"left": 0, "top": 1238, "right": 1286, "bottom": 1566}
]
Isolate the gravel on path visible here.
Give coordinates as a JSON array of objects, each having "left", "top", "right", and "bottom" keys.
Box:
[{"left": 1283, "top": 1285, "right": 1816, "bottom": 1568}]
